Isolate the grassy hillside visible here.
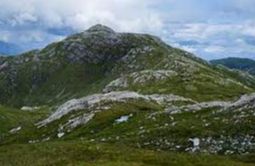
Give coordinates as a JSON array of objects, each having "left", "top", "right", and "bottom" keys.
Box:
[
  {"left": 0, "top": 25, "right": 255, "bottom": 165},
  {"left": 0, "top": 106, "right": 50, "bottom": 141},
  {"left": 1, "top": 26, "right": 255, "bottom": 107},
  {"left": 2, "top": 97, "right": 255, "bottom": 153},
  {"left": 1, "top": 99, "right": 255, "bottom": 165},
  {"left": 0, "top": 141, "right": 254, "bottom": 166}
]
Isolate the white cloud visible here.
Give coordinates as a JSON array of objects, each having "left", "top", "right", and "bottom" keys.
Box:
[
  {"left": 0, "top": 0, "right": 255, "bottom": 59},
  {"left": 170, "top": 42, "right": 198, "bottom": 54},
  {"left": 0, "top": 0, "right": 163, "bottom": 33},
  {"left": 204, "top": 46, "right": 225, "bottom": 53},
  {"left": 0, "top": 30, "right": 11, "bottom": 42},
  {"left": 9, "top": 13, "right": 37, "bottom": 26},
  {"left": 171, "top": 23, "right": 248, "bottom": 40},
  {"left": 0, "top": 0, "right": 165, "bottom": 52}
]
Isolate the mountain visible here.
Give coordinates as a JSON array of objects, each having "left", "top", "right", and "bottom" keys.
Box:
[
  {"left": 0, "top": 25, "right": 255, "bottom": 165},
  {"left": 211, "top": 57, "right": 255, "bottom": 75},
  {"left": 1, "top": 24, "right": 255, "bottom": 107}
]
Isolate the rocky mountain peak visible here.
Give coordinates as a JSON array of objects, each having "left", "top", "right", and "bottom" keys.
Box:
[{"left": 86, "top": 24, "right": 115, "bottom": 34}]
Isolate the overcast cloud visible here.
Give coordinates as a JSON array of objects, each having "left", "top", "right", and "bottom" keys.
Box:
[{"left": 0, "top": 0, "right": 254, "bottom": 60}]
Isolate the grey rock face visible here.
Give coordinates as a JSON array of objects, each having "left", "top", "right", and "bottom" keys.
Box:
[
  {"left": 181, "top": 101, "right": 231, "bottom": 113},
  {"left": 0, "top": 61, "right": 8, "bottom": 71},
  {"left": 63, "top": 113, "right": 95, "bottom": 130},
  {"left": 168, "top": 93, "right": 255, "bottom": 114},
  {"left": 103, "top": 70, "right": 177, "bottom": 92},
  {"left": 59, "top": 25, "right": 165, "bottom": 64},
  {"left": 228, "top": 93, "right": 255, "bottom": 110},
  {"left": 9, "top": 126, "right": 22, "bottom": 134},
  {"left": 36, "top": 91, "right": 195, "bottom": 128},
  {"left": 36, "top": 91, "right": 148, "bottom": 127}
]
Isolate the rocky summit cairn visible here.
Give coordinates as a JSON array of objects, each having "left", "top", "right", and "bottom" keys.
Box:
[{"left": 86, "top": 24, "right": 116, "bottom": 34}]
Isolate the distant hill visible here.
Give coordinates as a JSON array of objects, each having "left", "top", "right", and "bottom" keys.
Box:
[{"left": 211, "top": 57, "right": 255, "bottom": 75}]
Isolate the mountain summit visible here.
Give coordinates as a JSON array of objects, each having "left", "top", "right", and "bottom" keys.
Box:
[
  {"left": 0, "top": 25, "right": 254, "bottom": 106},
  {"left": 86, "top": 24, "right": 116, "bottom": 33}
]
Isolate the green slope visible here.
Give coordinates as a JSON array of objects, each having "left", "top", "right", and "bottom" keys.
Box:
[
  {"left": 0, "top": 141, "right": 254, "bottom": 166},
  {"left": 0, "top": 25, "right": 255, "bottom": 165},
  {"left": 0, "top": 105, "right": 50, "bottom": 139},
  {"left": 1, "top": 25, "right": 255, "bottom": 107}
]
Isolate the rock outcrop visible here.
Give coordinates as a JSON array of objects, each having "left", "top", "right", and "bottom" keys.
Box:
[{"left": 37, "top": 91, "right": 195, "bottom": 127}]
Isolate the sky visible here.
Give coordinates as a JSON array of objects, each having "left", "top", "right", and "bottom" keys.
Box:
[{"left": 0, "top": 0, "right": 255, "bottom": 60}]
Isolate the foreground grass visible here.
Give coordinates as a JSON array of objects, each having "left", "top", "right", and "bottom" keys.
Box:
[
  {"left": 2, "top": 101, "right": 254, "bottom": 153},
  {"left": 1, "top": 102, "right": 254, "bottom": 166},
  {"left": 0, "top": 106, "right": 50, "bottom": 134},
  {"left": 0, "top": 141, "right": 254, "bottom": 166}
]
